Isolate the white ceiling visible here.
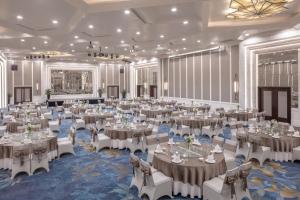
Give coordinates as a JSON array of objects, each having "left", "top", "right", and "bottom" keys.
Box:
[{"left": 0, "top": 0, "right": 300, "bottom": 63}]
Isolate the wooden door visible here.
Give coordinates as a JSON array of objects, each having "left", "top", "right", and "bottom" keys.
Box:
[
  {"left": 258, "top": 87, "right": 291, "bottom": 123},
  {"left": 137, "top": 85, "right": 144, "bottom": 97},
  {"left": 107, "top": 86, "right": 119, "bottom": 99},
  {"left": 14, "top": 87, "right": 32, "bottom": 104},
  {"left": 150, "top": 85, "right": 157, "bottom": 98}
]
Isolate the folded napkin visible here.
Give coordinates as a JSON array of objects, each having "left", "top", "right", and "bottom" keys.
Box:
[
  {"left": 207, "top": 154, "right": 214, "bottom": 161},
  {"left": 215, "top": 144, "right": 221, "bottom": 151},
  {"left": 105, "top": 122, "right": 111, "bottom": 127},
  {"left": 288, "top": 126, "right": 295, "bottom": 132},
  {"left": 168, "top": 138, "right": 174, "bottom": 143},
  {"left": 156, "top": 144, "right": 162, "bottom": 151}
]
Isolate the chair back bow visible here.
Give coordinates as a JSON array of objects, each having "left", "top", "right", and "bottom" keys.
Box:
[
  {"left": 140, "top": 161, "right": 152, "bottom": 186},
  {"left": 90, "top": 127, "right": 97, "bottom": 142},
  {"left": 33, "top": 147, "right": 47, "bottom": 162},
  {"left": 239, "top": 162, "right": 252, "bottom": 191},
  {"left": 129, "top": 154, "right": 140, "bottom": 175},
  {"left": 13, "top": 149, "right": 29, "bottom": 166},
  {"left": 225, "top": 174, "right": 238, "bottom": 199}
]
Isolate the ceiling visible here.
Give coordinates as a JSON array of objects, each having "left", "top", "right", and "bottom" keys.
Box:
[{"left": 0, "top": 0, "right": 300, "bottom": 63}]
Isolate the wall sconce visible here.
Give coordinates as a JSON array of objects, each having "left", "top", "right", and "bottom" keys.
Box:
[
  {"left": 144, "top": 82, "right": 147, "bottom": 89},
  {"left": 163, "top": 82, "right": 168, "bottom": 91},
  {"left": 233, "top": 73, "right": 239, "bottom": 100},
  {"left": 102, "top": 82, "right": 105, "bottom": 89},
  {"left": 35, "top": 82, "right": 39, "bottom": 92}
]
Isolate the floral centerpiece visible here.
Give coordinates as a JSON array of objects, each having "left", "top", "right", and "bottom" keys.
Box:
[
  {"left": 26, "top": 123, "right": 32, "bottom": 136},
  {"left": 185, "top": 135, "right": 194, "bottom": 150}
]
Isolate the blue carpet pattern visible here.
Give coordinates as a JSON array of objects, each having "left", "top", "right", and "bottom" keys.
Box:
[{"left": 0, "top": 111, "right": 299, "bottom": 200}]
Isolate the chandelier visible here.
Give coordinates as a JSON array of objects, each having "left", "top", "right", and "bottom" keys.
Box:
[{"left": 226, "top": 0, "right": 293, "bottom": 20}]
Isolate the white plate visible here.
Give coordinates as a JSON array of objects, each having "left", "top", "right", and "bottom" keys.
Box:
[
  {"left": 168, "top": 142, "right": 175, "bottom": 145},
  {"left": 205, "top": 159, "right": 216, "bottom": 164},
  {"left": 172, "top": 159, "right": 182, "bottom": 164}
]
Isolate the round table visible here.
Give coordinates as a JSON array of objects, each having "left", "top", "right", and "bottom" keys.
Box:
[
  {"left": 152, "top": 143, "right": 226, "bottom": 198},
  {"left": 105, "top": 125, "right": 152, "bottom": 149}
]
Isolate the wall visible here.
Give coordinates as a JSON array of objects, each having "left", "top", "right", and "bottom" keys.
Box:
[
  {"left": 132, "top": 61, "right": 161, "bottom": 98},
  {"left": 0, "top": 53, "right": 7, "bottom": 108},
  {"left": 6, "top": 60, "right": 132, "bottom": 102},
  {"left": 239, "top": 28, "right": 300, "bottom": 126},
  {"left": 161, "top": 45, "right": 239, "bottom": 107}
]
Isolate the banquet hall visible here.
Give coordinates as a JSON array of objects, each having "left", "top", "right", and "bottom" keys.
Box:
[{"left": 0, "top": 0, "right": 300, "bottom": 199}]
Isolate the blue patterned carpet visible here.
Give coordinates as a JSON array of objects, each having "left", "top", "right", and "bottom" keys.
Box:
[{"left": 0, "top": 113, "right": 300, "bottom": 200}]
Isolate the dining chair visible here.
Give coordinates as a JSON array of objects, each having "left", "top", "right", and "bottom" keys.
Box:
[
  {"left": 203, "top": 167, "right": 239, "bottom": 200},
  {"left": 139, "top": 159, "right": 173, "bottom": 200},
  {"left": 129, "top": 153, "right": 143, "bottom": 193}
]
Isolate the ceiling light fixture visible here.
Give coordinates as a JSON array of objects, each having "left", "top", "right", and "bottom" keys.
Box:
[
  {"left": 16, "top": 15, "right": 23, "bottom": 20},
  {"left": 124, "top": 9, "right": 131, "bottom": 15},
  {"left": 171, "top": 7, "right": 177, "bottom": 12},
  {"left": 226, "top": 0, "right": 292, "bottom": 20},
  {"left": 183, "top": 20, "right": 189, "bottom": 25},
  {"left": 245, "top": 33, "right": 250, "bottom": 36},
  {"left": 32, "top": 47, "right": 36, "bottom": 50},
  {"left": 120, "top": 40, "right": 125, "bottom": 44},
  {"left": 44, "top": 41, "right": 48, "bottom": 44},
  {"left": 72, "top": 49, "right": 75, "bottom": 52},
  {"left": 197, "top": 40, "right": 201, "bottom": 43},
  {"left": 20, "top": 39, "right": 25, "bottom": 42},
  {"left": 136, "top": 31, "right": 141, "bottom": 35},
  {"left": 117, "top": 28, "right": 122, "bottom": 33},
  {"left": 74, "top": 35, "right": 79, "bottom": 39},
  {"left": 210, "top": 41, "right": 215, "bottom": 45},
  {"left": 182, "top": 38, "right": 186, "bottom": 41},
  {"left": 160, "top": 35, "right": 165, "bottom": 38},
  {"left": 88, "top": 24, "right": 94, "bottom": 29},
  {"left": 52, "top": 20, "right": 58, "bottom": 24},
  {"left": 105, "top": 46, "right": 108, "bottom": 49},
  {"left": 183, "top": 47, "right": 186, "bottom": 50},
  {"left": 70, "top": 43, "right": 74, "bottom": 46}
]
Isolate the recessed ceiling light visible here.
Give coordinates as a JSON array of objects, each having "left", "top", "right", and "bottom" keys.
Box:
[
  {"left": 245, "top": 33, "right": 250, "bottom": 36},
  {"left": 210, "top": 41, "right": 215, "bottom": 45},
  {"left": 142, "top": 50, "right": 145, "bottom": 52},
  {"left": 70, "top": 43, "right": 74, "bottom": 46},
  {"left": 52, "top": 20, "right": 58, "bottom": 24},
  {"left": 197, "top": 40, "right": 201, "bottom": 43},
  {"left": 44, "top": 41, "right": 48, "bottom": 44},
  {"left": 74, "top": 35, "right": 79, "bottom": 39},
  {"left": 16, "top": 15, "right": 23, "bottom": 20},
  {"left": 183, "top": 20, "right": 189, "bottom": 25},
  {"left": 160, "top": 35, "right": 165, "bottom": 38},
  {"left": 32, "top": 46, "right": 36, "bottom": 50},
  {"left": 88, "top": 24, "right": 94, "bottom": 29},
  {"left": 175, "top": 49, "right": 179, "bottom": 52},
  {"left": 183, "top": 47, "right": 186, "bottom": 50},
  {"left": 71, "top": 49, "right": 75, "bottom": 52},
  {"left": 105, "top": 46, "right": 108, "bottom": 49},
  {"left": 171, "top": 7, "right": 177, "bottom": 12},
  {"left": 117, "top": 28, "right": 122, "bottom": 33},
  {"left": 120, "top": 40, "right": 125, "bottom": 44},
  {"left": 157, "top": 44, "right": 161, "bottom": 47},
  {"left": 124, "top": 9, "right": 130, "bottom": 15},
  {"left": 136, "top": 31, "right": 141, "bottom": 35},
  {"left": 182, "top": 38, "right": 186, "bottom": 41},
  {"left": 20, "top": 39, "right": 25, "bottom": 42}
]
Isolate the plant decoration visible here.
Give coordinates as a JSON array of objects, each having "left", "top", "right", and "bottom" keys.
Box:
[
  {"left": 45, "top": 89, "right": 52, "bottom": 100},
  {"left": 26, "top": 123, "right": 32, "bottom": 136},
  {"left": 192, "top": 107, "right": 198, "bottom": 116},
  {"left": 98, "top": 88, "right": 103, "bottom": 97},
  {"left": 121, "top": 89, "right": 127, "bottom": 99},
  {"left": 185, "top": 135, "right": 194, "bottom": 150},
  {"left": 7, "top": 93, "right": 12, "bottom": 104}
]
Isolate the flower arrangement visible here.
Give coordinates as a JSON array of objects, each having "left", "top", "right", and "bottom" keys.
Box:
[
  {"left": 27, "top": 123, "right": 32, "bottom": 134},
  {"left": 185, "top": 135, "right": 194, "bottom": 149}
]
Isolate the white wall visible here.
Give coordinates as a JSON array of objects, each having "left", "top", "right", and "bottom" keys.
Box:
[
  {"left": 240, "top": 28, "right": 300, "bottom": 126},
  {"left": 0, "top": 53, "right": 7, "bottom": 108}
]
